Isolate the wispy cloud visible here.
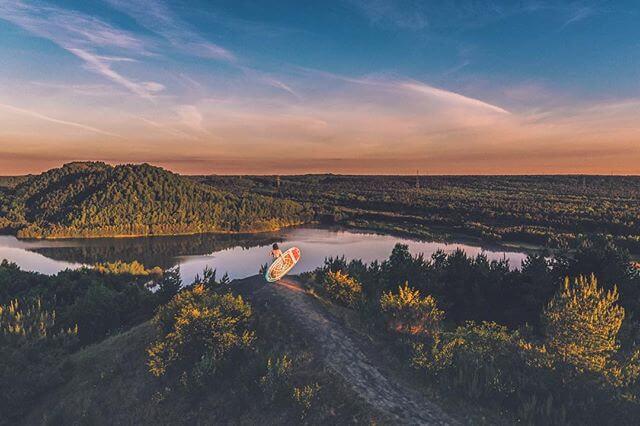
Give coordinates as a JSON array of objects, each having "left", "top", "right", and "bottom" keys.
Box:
[
  {"left": 239, "top": 66, "right": 301, "bottom": 99},
  {"left": 296, "top": 67, "right": 508, "bottom": 114},
  {"left": 0, "top": 1, "right": 164, "bottom": 99},
  {"left": 399, "top": 81, "right": 510, "bottom": 114},
  {"left": 0, "top": 1, "right": 145, "bottom": 50},
  {"left": 135, "top": 115, "right": 198, "bottom": 140},
  {"left": 348, "top": 0, "right": 604, "bottom": 31},
  {"left": 68, "top": 48, "right": 160, "bottom": 99},
  {"left": 174, "top": 105, "right": 209, "bottom": 134},
  {"left": 104, "top": 0, "right": 236, "bottom": 62},
  {"left": 561, "top": 6, "right": 596, "bottom": 28},
  {"left": 0, "top": 101, "right": 122, "bottom": 138},
  {"left": 348, "top": 0, "right": 429, "bottom": 30},
  {"left": 29, "top": 81, "right": 126, "bottom": 97}
]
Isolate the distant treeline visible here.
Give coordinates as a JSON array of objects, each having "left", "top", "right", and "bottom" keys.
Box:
[
  {"left": 197, "top": 174, "right": 640, "bottom": 253},
  {"left": 0, "top": 162, "right": 310, "bottom": 239},
  {"left": 4, "top": 165, "right": 639, "bottom": 249}
]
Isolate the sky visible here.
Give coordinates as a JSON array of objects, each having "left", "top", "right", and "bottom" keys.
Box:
[{"left": 1, "top": 0, "right": 639, "bottom": 175}]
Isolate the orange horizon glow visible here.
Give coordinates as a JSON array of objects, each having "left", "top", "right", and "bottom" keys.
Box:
[
  {"left": 2, "top": 1, "right": 640, "bottom": 176},
  {"left": 2, "top": 77, "right": 639, "bottom": 176}
]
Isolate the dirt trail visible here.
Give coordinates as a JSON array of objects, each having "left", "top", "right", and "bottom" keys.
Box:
[{"left": 248, "top": 276, "right": 458, "bottom": 425}]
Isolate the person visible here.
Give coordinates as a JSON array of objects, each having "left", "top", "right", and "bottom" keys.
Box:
[{"left": 270, "top": 243, "right": 283, "bottom": 259}]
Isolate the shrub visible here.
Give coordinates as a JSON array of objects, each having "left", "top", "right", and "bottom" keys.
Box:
[
  {"left": 413, "top": 319, "right": 640, "bottom": 424},
  {"left": 0, "top": 298, "right": 77, "bottom": 421},
  {"left": 543, "top": 274, "right": 625, "bottom": 373},
  {"left": 292, "top": 382, "right": 321, "bottom": 419},
  {"left": 1, "top": 298, "right": 77, "bottom": 345},
  {"left": 0, "top": 263, "right": 158, "bottom": 346},
  {"left": 413, "top": 322, "right": 567, "bottom": 423},
  {"left": 260, "top": 354, "right": 293, "bottom": 402},
  {"left": 380, "top": 282, "right": 443, "bottom": 336},
  {"left": 147, "top": 284, "right": 255, "bottom": 388},
  {"left": 323, "top": 271, "right": 362, "bottom": 307}
]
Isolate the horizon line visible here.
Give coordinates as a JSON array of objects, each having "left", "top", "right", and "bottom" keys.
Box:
[{"left": 0, "top": 160, "right": 638, "bottom": 178}]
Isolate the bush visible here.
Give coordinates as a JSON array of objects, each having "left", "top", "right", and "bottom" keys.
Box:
[
  {"left": 413, "top": 321, "right": 566, "bottom": 423},
  {"left": 0, "top": 263, "right": 158, "bottom": 346},
  {"left": 0, "top": 298, "right": 77, "bottom": 421},
  {"left": 380, "top": 282, "right": 443, "bottom": 336},
  {"left": 543, "top": 274, "right": 625, "bottom": 374},
  {"left": 412, "top": 319, "right": 640, "bottom": 424},
  {"left": 260, "top": 354, "right": 293, "bottom": 402},
  {"left": 147, "top": 284, "right": 255, "bottom": 389},
  {"left": 322, "top": 271, "right": 362, "bottom": 307},
  {"left": 292, "top": 382, "right": 321, "bottom": 419}
]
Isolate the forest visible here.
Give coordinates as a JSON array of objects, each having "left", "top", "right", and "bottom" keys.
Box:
[
  {"left": 3, "top": 166, "right": 639, "bottom": 254},
  {"left": 198, "top": 174, "right": 640, "bottom": 254},
  {"left": 0, "top": 162, "right": 310, "bottom": 239}
]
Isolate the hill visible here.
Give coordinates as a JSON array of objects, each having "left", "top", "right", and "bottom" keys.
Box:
[
  {"left": 18, "top": 276, "right": 385, "bottom": 425},
  {"left": 0, "top": 162, "right": 310, "bottom": 239}
]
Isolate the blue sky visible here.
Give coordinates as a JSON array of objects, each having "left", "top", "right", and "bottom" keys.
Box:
[{"left": 1, "top": 0, "right": 639, "bottom": 174}]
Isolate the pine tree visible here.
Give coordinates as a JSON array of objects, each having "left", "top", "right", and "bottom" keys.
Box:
[{"left": 543, "top": 274, "right": 625, "bottom": 372}]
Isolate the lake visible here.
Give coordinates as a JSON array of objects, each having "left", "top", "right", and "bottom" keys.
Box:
[{"left": 0, "top": 227, "right": 530, "bottom": 284}]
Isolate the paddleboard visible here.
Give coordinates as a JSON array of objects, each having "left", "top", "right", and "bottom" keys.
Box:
[{"left": 265, "top": 247, "right": 301, "bottom": 282}]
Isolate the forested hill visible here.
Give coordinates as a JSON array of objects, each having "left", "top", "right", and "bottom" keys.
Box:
[{"left": 0, "top": 162, "right": 309, "bottom": 239}]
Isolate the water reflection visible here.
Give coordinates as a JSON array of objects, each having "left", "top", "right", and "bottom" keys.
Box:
[
  {"left": 0, "top": 227, "right": 529, "bottom": 284},
  {"left": 26, "top": 233, "right": 282, "bottom": 269}
]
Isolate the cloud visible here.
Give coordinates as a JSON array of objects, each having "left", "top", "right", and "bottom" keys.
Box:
[
  {"left": 68, "top": 48, "right": 162, "bottom": 99},
  {"left": 0, "top": 101, "right": 122, "bottom": 138},
  {"left": 238, "top": 66, "right": 301, "bottom": 99},
  {"left": 0, "top": 1, "right": 145, "bottom": 50},
  {"left": 399, "top": 81, "right": 510, "bottom": 114},
  {"left": 175, "top": 105, "right": 207, "bottom": 133},
  {"left": 29, "top": 81, "right": 127, "bottom": 97},
  {"left": 561, "top": 5, "right": 596, "bottom": 28},
  {"left": 103, "top": 0, "right": 236, "bottom": 62},
  {"left": 0, "top": 1, "right": 164, "bottom": 99},
  {"left": 347, "top": 0, "right": 528, "bottom": 31},
  {"left": 295, "top": 67, "right": 509, "bottom": 114},
  {"left": 134, "top": 115, "right": 198, "bottom": 140},
  {"left": 348, "top": 0, "right": 429, "bottom": 30},
  {"left": 348, "top": 1, "right": 604, "bottom": 31}
]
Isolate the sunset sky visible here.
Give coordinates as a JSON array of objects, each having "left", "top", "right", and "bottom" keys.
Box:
[{"left": 1, "top": 0, "right": 639, "bottom": 175}]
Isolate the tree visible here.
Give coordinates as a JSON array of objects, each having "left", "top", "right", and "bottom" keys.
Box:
[
  {"left": 157, "top": 267, "right": 182, "bottom": 304},
  {"left": 543, "top": 274, "right": 625, "bottom": 373}
]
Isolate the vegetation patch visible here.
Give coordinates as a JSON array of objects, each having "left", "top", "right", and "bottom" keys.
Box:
[
  {"left": 303, "top": 238, "right": 640, "bottom": 424},
  {"left": 322, "top": 270, "right": 362, "bottom": 307},
  {"left": 0, "top": 162, "right": 310, "bottom": 239},
  {"left": 147, "top": 284, "right": 255, "bottom": 388}
]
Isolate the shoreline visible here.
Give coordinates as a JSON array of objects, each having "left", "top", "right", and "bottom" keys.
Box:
[{"left": 11, "top": 221, "right": 308, "bottom": 241}]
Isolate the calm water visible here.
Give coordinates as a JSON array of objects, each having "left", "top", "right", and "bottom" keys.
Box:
[{"left": 0, "top": 227, "right": 529, "bottom": 284}]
